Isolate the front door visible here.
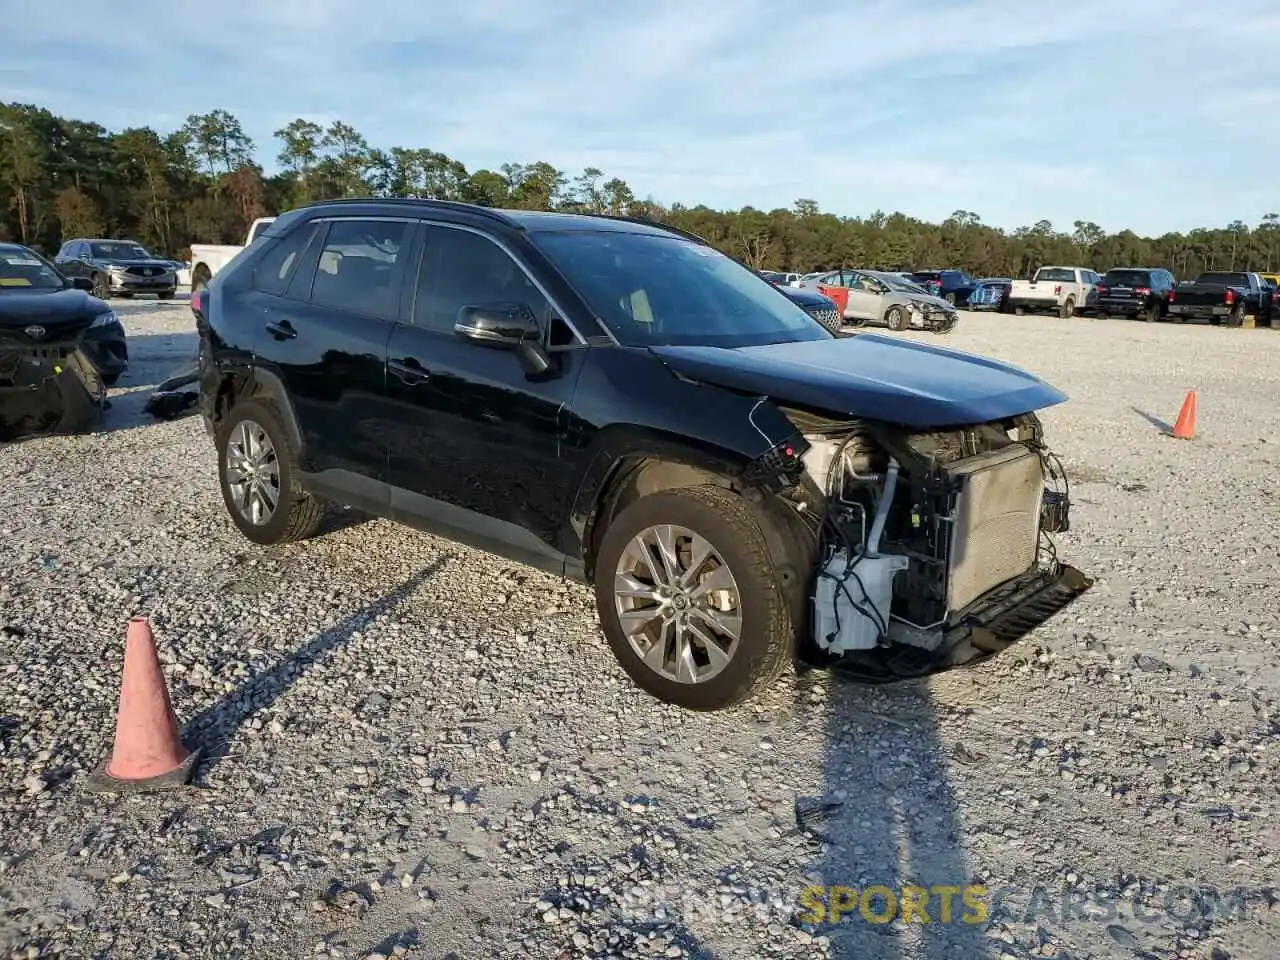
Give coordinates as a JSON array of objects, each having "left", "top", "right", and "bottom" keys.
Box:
[
  {"left": 252, "top": 216, "right": 416, "bottom": 485},
  {"left": 383, "top": 223, "right": 587, "bottom": 571},
  {"left": 844, "top": 273, "right": 884, "bottom": 321}
]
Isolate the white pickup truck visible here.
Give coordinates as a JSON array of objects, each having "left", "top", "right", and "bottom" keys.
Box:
[
  {"left": 188, "top": 216, "right": 276, "bottom": 292},
  {"left": 1007, "top": 266, "right": 1100, "bottom": 318}
]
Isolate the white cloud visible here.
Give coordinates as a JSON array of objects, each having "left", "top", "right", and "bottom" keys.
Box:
[{"left": 2, "top": 0, "right": 1277, "bottom": 233}]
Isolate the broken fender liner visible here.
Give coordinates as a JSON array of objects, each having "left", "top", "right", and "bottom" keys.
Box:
[
  {"left": 143, "top": 360, "right": 200, "bottom": 421},
  {"left": 0, "top": 350, "right": 105, "bottom": 442},
  {"left": 815, "top": 563, "right": 1094, "bottom": 684}
]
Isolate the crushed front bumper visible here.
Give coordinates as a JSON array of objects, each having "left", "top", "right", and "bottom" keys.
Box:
[
  {"left": 0, "top": 349, "right": 106, "bottom": 441},
  {"left": 820, "top": 561, "right": 1093, "bottom": 683}
]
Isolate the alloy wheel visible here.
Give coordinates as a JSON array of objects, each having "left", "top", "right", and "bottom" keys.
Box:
[
  {"left": 224, "top": 419, "right": 281, "bottom": 526},
  {"left": 613, "top": 524, "right": 743, "bottom": 684}
]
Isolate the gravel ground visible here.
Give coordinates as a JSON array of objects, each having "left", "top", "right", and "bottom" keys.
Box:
[{"left": 1, "top": 300, "right": 1277, "bottom": 960}]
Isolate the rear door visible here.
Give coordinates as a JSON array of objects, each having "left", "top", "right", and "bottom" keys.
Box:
[
  {"left": 252, "top": 215, "right": 416, "bottom": 487},
  {"left": 383, "top": 222, "right": 587, "bottom": 567}
]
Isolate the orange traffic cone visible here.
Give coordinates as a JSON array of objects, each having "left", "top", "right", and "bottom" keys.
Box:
[
  {"left": 1171, "top": 391, "right": 1197, "bottom": 440},
  {"left": 88, "top": 617, "right": 199, "bottom": 793}
]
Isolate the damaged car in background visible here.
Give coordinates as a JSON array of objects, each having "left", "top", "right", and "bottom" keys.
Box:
[
  {"left": 197, "top": 200, "right": 1089, "bottom": 710},
  {"left": 1, "top": 243, "right": 122, "bottom": 441},
  {"left": 798, "top": 268, "right": 959, "bottom": 332}
]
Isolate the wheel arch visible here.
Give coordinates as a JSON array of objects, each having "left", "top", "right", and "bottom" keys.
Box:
[
  {"left": 573, "top": 427, "right": 816, "bottom": 601},
  {"left": 212, "top": 366, "right": 307, "bottom": 462}
]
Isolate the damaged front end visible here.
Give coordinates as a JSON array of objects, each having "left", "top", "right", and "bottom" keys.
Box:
[
  {"left": 771, "top": 406, "right": 1091, "bottom": 682},
  {"left": 0, "top": 323, "right": 106, "bottom": 442}
]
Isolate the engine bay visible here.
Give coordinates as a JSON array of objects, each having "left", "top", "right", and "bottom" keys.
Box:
[{"left": 776, "top": 405, "right": 1076, "bottom": 679}]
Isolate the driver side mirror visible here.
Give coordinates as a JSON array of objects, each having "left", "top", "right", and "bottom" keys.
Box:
[
  {"left": 454, "top": 302, "right": 554, "bottom": 378},
  {"left": 70, "top": 277, "right": 94, "bottom": 292}
]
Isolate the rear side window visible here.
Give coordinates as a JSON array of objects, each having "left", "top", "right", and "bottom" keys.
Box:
[
  {"left": 308, "top": 219, "right": 413, "bottom": 319},
  {"left": 253, "top": 223, "right": 319, "bottom": 296}
]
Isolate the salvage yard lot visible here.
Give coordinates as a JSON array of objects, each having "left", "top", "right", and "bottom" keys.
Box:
[{"left": 1, "top": 304, "right": 1278, "bottom": 960}]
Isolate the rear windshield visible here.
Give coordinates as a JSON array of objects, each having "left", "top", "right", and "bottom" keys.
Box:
[
  {"left": 1034, "top": 268, "right": 1076, "bottom": 282},
  {"left": 1195, "top": 272, "right": 1249, "bottom": 286},
  {"left": 1102, "top": 270, "right": 1151, "bottom": 286},
  {"left": 908, "top": 271, "right": 940, "bottom": 282}
]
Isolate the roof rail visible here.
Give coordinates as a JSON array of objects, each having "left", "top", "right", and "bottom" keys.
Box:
[
  {"left": 297, "top": 196, "right": 519, "bottom": 226},
  {"left": 593, "top": 214, "right": 709, "bottom": 245}
]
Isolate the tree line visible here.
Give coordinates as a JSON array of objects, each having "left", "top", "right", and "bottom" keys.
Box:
[{"left": 2, "top": 101, "right": 1276, "bottom": 279}]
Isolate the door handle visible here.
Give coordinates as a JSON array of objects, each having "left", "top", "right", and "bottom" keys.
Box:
[
  {"left": 265, "top": 320, "right": 297, "bottom": 341},
  {"left": 389, "top": 357, "right": 429, "bottom": 385}
]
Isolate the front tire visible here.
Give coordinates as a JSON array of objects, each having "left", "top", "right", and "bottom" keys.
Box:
[
  {"left": 885, "top": 306, "right": 908, "bottom": 331},
  {"left": 594, "top": 485, "right": 794, "bottom": 711},
  {"left": 215, "top": 399, "right": 324, "bottom": 546},
  {"left": 91, "top": 273, "right": 111, "bottom": 299}
]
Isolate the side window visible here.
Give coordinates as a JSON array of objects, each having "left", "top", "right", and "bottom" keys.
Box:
[
  {"left": 253, "top": 223, "right": 318, "bottom": 297},
  {"left": 308, "top": 219, "right": 412, "bottom": 319},
  {"left": 55, "top": 243, "right": 71, "bottom": 258},
  {"left": 414, "top": 226, "right": 550, "bottom": 334}
]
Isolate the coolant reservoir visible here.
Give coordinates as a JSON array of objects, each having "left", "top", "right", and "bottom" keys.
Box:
[{"left": 813, "top": 551, "right": 909, "bottom": 655}]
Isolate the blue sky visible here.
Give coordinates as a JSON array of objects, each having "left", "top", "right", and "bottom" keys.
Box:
[{"left": 2, "top": 0, "right": 1277, "bottom": 236}]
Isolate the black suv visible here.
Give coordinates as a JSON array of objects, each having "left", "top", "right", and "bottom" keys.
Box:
[
  {"left": 1095, "top": 268, "right": 1176, "bottom": 322},
  {"left": 54, "top": 238, "right": 178, "bottom": 300},
  {"left": 198, "top": 199, "right": 1090, "bottom": 710}
]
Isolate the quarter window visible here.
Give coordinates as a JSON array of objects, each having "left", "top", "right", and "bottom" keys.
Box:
[{"left": 253, "top": 223, "right": 318, "bottom": 297}]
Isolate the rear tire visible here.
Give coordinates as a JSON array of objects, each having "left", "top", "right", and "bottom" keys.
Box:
[
  {"left": 1144, "top": 302, "right": 1159, "bottom": 322},
  {"left": 885, "top": 306, "right": 908, "bottom": 331},
  {"left": 944, "top": 292, "right": 956, "bottom": 305},
  {"left": 215, "top": 398, "right": 324, "bottom": 546},
  {"left": 1060, "top": 297, "right": 1076, "bottom": 319},
  {"left": 1225, "top": 305, "right": 1244, "bottom": 327},
  {"left": 1097, "top": 310, "right": 1108, "bottom": 321},
  {"left": 593, "top": 485, "right": 794, "bottom": 711},
  {"left": 191, "top": 267, "right": 211, "bottom": 295},
  {"left": 1014, "top": 305, "right": 1026, "bottom": 316}
]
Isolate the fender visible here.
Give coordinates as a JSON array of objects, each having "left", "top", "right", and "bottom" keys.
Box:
[
  {"left": 565, "top": 421, "right": 809, "bottom": 581},
  {"left": 208, "top": 362, "right": 309, "bottom": 466}
]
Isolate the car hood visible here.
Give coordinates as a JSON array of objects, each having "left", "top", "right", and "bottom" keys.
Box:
[
  {"left": 779, "top": 286, "right": 836, "bottom": 308},
  {"left": 896, "top": 291, "right": 955, "bottom": 310},
  {"left": 650, "top": 333, "right": 1067, "bottom": 428},
  {"left": 0, "top": 288, "right": 107, "bottom": 341},
  {"left": 95, "top": 258, "right": 173, "bottom": 270}
]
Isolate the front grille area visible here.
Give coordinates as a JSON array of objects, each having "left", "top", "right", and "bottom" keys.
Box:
[
  {"left": 805, "top": 305, "right": 842, "bottom": 328},
  {"left": 125, "top": 266, "right": 169, "bottom": 277},
  {"left": 942, "top": 444, "right": 1045, "bottom": 611}
]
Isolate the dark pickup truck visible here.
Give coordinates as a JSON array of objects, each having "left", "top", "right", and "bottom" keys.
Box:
[{"left": 1167, "top": 271, "right": 1274, "bottom": 327}]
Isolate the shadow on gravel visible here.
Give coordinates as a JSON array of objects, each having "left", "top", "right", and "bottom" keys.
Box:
[
  {"left": 807, "top": 674, "right": 991, "bottom": 960},
  {"left": 1130, "top": 406, "right": 1173, "bottom": 434},
  {"left": 182, "top": 557, "right": 449, "bottom": 778}
]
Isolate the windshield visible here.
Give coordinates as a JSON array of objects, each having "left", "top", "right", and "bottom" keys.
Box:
[
  {"left": 533, "top": 231, "right": 830, "bottom": 347},
  {"left": 1102, "top": 270, "right": 1150, "bottom": 286},
  {"left": 871, "top": 272, "right": 931, "bottom": 295},
  {"left": 90, "top": 241, "right": 150, "bottom": 261},
  {"left": 0, "top": 247, "right": 66, "bottom": 290}
]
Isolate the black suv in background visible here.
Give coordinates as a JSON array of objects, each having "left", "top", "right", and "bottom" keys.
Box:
[
  {"left": 55, "top": 238, "right": 177, "bottom": 300},
  {"left": 1095, "top": 268, "right": 1176, "bottom": 322},
  {"left": 196, "top": 199, "right": 1088, "bottom": 710},
  {"left": 907, "top": 269, "right": 978, "bottom": 306}
]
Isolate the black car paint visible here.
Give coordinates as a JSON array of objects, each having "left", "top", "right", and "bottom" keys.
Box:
[
  {"left": 1095, "top": 268, "right": 1176, "bottom": 320},
  {"left": 200, "top": 200, "right": 1066, "bottom": 583},
  {"left": 909, "top": 269, "right": 978, "bottom": 305},
  {"left": 0, "top": 285, "right": 113, "bottom": 439},
  {"left": 1170, "top": 271, "right": 1273, "bottom": 324}
]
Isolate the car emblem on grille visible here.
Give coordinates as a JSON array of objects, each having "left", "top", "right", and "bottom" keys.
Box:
[{"left": 24, "top": 325, "right": 46, "bottom": 340}]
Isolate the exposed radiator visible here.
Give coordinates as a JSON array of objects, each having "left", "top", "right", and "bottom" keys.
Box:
[{"left": 943, "top": 443, "right": 1045, "bottom": 612}]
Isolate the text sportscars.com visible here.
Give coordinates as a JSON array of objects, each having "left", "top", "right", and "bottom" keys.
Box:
[{"left": 585, "top": 880, "right": 1266, "bottom": 929}]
